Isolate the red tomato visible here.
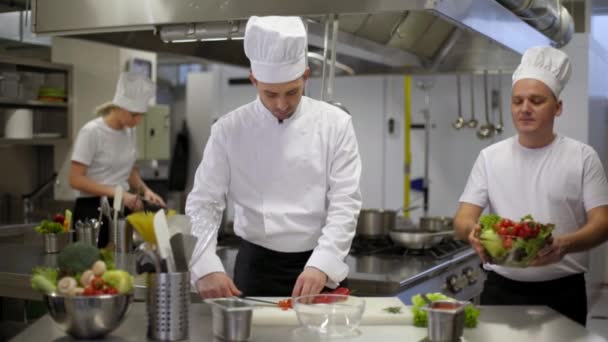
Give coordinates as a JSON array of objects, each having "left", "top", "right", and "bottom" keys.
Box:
[
  {"left": 498, "top": 227, "right": 508, "bottom": 236},
  {"left": 91, "top": 277, "right": 104, "bottom": 290},
  {"left": 330, "top": 287, "right": 350, "bottom": 296},
  {"left": 503, "top": 237, "right": 513, "bottom": 249},
  {"left": 83, "top": 286, "right": 95, "bottom": 296},
  {"left": 277, "top": 299, "right": 292, "bottom": 310}
]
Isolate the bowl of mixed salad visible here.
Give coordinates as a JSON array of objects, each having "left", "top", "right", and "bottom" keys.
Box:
[
  {"left": 478, "top": 214, "right": 554, "bottom": 267},
  {"left": 31, "top": 242, "right": 134, "bottom": 339}
]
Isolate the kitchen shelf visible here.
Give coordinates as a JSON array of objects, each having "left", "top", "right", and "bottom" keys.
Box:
[
  {"left": 0, "top": 138, "right": 67, "bottom": 145},
  {"left": 0, "top": 98, "right": 68, "bottom": 109}
]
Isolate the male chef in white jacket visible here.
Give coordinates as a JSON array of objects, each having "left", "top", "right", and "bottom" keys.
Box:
[{"left": 186, "top": 16, "right": 362, "bottom": 298}]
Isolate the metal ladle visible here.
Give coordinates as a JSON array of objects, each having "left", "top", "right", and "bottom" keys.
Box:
[
  {"left": 494, "top": 71, "right": 504, "bottom": 134},
  {"left": 452, "top": 74, "right": 465, "bottom": 129},
  {"left": 477, "top": 71, "right": 495, "bottom": 139},
  {"left": 467, "top": 74, "right": 478, "bottom": 128}
]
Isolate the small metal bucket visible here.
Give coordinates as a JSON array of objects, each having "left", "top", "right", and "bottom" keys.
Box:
[
  {"left": 423, "top": 300, "right": 468, "bottom": 342},
  {"left": 42, "top": 232, "right": 71, "bottom": 254},
  {"left": 205, "top": 298, "right": 254, "bottom": 341},
  {"left": 146, "top": 272, "right": 190, "bottom": 341}
]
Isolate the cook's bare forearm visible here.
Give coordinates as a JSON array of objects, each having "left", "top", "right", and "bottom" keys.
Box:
[
  {"left": 560, "top": 206, "right": 608, "bottom": 254},
  {"left": 453, "top": 202, "right": 484, "bottom": 241}
]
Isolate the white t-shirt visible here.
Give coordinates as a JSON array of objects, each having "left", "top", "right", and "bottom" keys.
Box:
[
  {"left": 186, "top": 96, "right": 362, "bottom": 286},
  {"left": 460, "top": 135, "right": 608, "bottom": 281},
  {"left": 71, "top": 117, "right": 137, "bottom": 197}
]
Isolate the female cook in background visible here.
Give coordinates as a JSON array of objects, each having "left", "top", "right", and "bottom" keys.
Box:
[{"left": 69, "top": 71, "right": 166, "bottom": 247}]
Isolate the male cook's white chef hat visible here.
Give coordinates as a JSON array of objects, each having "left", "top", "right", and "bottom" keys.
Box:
[
  {"left": 244, "top": 16, "right": 307, "bottom": 83},
  {"left": 512, "top": 46, "right": 571, "bottom": 98},
  {"left": 112, "top": 71, "right": 155, "bottom": 113}
]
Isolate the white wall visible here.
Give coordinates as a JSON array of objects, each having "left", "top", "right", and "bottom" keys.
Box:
[{"left": 51, "top": 38, "right": 156, "bottom": 200}]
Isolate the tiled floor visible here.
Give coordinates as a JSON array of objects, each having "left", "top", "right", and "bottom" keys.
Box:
[{"left": 588, "top": 287, "right": 608, "bottom": 339}]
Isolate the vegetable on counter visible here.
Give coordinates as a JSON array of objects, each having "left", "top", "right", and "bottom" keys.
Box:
[
  {"left": 35, "top": 220, "right": 64, "bottom": 235},
  {"left": 31, "top": 243, "right": 134, "bottom": 296},
  {"left": 276, "top": 287, "right": 352, "bottom": 310},
  {"left": 383, "top": 306, "right": 403, "bottom": 314},
  {"left": 411, "top": 293, "right": 480, "bottom": 328}
]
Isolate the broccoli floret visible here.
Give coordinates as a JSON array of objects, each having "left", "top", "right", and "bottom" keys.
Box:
[{"left": 57, "top": 242, "right": 101, "bottom": 275}]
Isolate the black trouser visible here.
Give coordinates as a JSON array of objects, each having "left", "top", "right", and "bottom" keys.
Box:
[
  {"left": 73, "top": 197, "right": 132, "bottom": 248},
  {"left": 233, "top": 239, "right": 347, "bottom": 297},
  {"left": 481, "top": 271, "right": 587, "bottom": 326}
]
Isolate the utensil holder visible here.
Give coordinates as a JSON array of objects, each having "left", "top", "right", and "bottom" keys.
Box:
[
  {"left": 147, "top": 272, "right": 190, "bottom": 341},
  {"left": 42, "top": 232, "right": 71, "bottom": 254},
  {"left": 112, "top": 218, "right": 133, "bottom": 253},
  {"left": 76, "top": 225, "right": 98, "bottom": 246}
]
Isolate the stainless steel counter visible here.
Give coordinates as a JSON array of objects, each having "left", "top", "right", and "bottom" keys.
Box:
[
  {"left": 10, "top": 303, "right": 607, "bottom": 341},
  {"left": 216, "top": 245, "right": 478, "bottom": 299}
]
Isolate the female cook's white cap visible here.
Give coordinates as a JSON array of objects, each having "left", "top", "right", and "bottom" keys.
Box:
[{"left": 112, "top": 71, "right": 155, "bottom": 113}]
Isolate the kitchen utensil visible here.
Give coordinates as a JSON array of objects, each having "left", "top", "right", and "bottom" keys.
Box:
[
  {"left": 356, "top": 209, "right": 384, "bottom": 238},
  {"left": 467, "top": 74, "right": 478, "bottom": 128},
  {"left": 292, "top": 294, "right": 365, "bottom": 338},
  {"left": 452, "top": 75, "right": 465, "bottom": 129},
  {"left": 240, "top": 297, "right": 278, "bottom": 306},
  {"left": 137, "top": 242, "right": 162, "bottom": 273},
  {"left": 170, "top": 233, "right": 190, "bottom": 272},
  {"left": 148, "top": 272, "right": 190, "bottom": 341},
  {"left": 477, "top": 70, "right": 495, "bottom": 139},
  {"left": 419, "top": 216, "right": 453, "bottom": 232},
  {"left": 423, "top": 300, "right": 469, "bottom": 342},
  {"left": 127, "top": 212, "right": 156, "bottom": 244},
  {"left": 388, "top": 229, "right": 453, "bottom": 249},
  {"left": 153, "top": 209, "right": 176, "bottom": 272},
  {"left": 167, "top": 214, "right": 192, "bottom": 235},
  {"left": 250, "top": 297, "right": 411, "bottom": 326},
  {"left": 182, "top": 233, "right": 198, "bottom": 266},
  {"left": 44, "top": 293, "right": 133, "bottom": 339},
  {"left": 206, "top": 297, "right": 255, "bottom": 342},
  {"left": 494, "top": 71, "right": 505, "bottom": 134},
  {"left": 420, "top": 293, "right": 433, "bottom": 305}
]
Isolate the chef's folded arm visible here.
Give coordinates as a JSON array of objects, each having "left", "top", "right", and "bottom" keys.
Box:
[
  {"left": 306, "top": 118, "right": 362, "bottom": 287},
  {"left": 186, "top": 123, "right": 230, "bottom": 283}
]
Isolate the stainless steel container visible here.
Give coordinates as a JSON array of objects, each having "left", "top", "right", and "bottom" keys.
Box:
[
  {"left": 112, "top": 218, "right": 133, "bottom": 253},
  {"left": 419, "top": 216, "right": 453, "bottom": 232},
  {"left": 76, "top": 225, "right": 98, "bottom": 246},
  {"left": 147, "top": 272, "right": 190, "bottom": 341},
  {"left": 205, "top": 298, "right": 254, "bottom": 341},
  {"left": 423, "top": 300, "right": 468, "bottom": 342},
  {"left": 42, "top": 232, "right": 70, "bottom": 254}
]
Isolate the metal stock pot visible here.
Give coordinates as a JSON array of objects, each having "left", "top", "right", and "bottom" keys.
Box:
[
  {"left": 356, "top": 209, "right": 396, "bottom": 238},
  {"left": 419, "top": 216, "right": 453, "bottom": 232}
]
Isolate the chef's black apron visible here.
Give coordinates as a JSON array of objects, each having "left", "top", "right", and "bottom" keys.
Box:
[
  {"left": 72, "top": 197, "right": 133, "bottom": 248},
  {"left": 233, "top": 239, "right": 347, "bottom": 296},
  {"left": 481, "top": 270, "right": 587, "bottom": 326}
]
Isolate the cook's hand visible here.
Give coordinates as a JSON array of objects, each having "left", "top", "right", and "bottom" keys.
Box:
[
  {"left": 196, "top": 272, "right": 241, "bottom": 299},
  {"left": 468, "top": 224, "right": 490, "bottom": 263},
  {"left": 143, "top": 189, "right": 166, "bottom": 208},
  {"left": 531, "top": 235, "right": 565, "bottom": 266},
  {"left": 123, "top": 192, "right": 143, "bottom": 211},
  {"left": 292, "top": 267, "right": 328, "bottom": 298}
]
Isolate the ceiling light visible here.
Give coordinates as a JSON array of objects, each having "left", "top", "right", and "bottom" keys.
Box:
[{"left": 160, "top": 21, "right": 245, "bottom": 43}]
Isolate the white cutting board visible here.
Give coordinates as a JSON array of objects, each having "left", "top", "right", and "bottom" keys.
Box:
[{"left": 250, "top": 297, "right": 412, "bottom": 326}]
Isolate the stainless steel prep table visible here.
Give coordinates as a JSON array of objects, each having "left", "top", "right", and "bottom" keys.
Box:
[{"left": 10, "top": 304, "right": 607, "bottom": 341}]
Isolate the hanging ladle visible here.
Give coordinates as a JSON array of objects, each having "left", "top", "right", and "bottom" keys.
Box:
[
  {"left": 452, "top": 74, "right": 465, "bottom": 129},
  {"left": 467, "top": 74, "right": 478, "bottom": 128},
  {"left": 494, "top": 70, "right": 504, "bottom": 134},
  {"left": 477, "top": 70, "right": 495, "bottom": 139}
]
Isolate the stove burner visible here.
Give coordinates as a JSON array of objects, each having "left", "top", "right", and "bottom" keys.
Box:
[{"left": 350, "top": 236, "right": 469, "bottom": 259}]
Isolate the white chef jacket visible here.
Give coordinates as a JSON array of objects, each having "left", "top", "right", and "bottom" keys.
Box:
[
  {"left": 460, "top": 135, "right": 608, "bottom": 281},
  {"left": 187, "top": 96, "right": 362, "bottom": 287}
]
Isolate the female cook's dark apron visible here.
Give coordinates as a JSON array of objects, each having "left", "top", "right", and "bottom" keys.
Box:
[
  {"left": 233, "top": 239, "right": 347, "bottom": 296},
  {"left": 72, "top": 197, "right": 132, "bottom": 248}
]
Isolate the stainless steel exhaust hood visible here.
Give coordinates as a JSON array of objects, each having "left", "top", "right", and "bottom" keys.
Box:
[{"left": 30, "top": 0, "right": 574, "bottom": 74}]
